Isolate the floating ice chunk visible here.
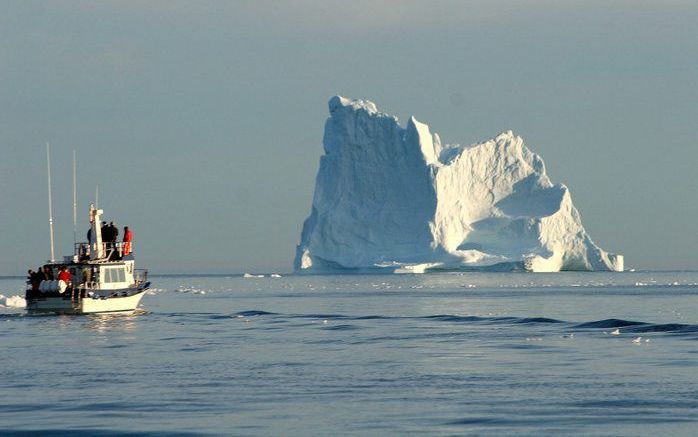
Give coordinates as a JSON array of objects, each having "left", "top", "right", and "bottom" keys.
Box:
[
  {"left": 0, "top": 294, "right": 26, "bottom": 308},
  {"left": 610, "top": 328, "right": 621, "bottom": 335},
  {"left": 243, "top": 273, "right": 265, "bottom": 279},
  {"left": 632, "top": 337, "right": 642, "bottom": 344},
  {"left": 270, "top": 274, "right": 282, "bottom": 278}
]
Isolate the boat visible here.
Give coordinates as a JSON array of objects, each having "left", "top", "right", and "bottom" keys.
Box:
[
  {"left": 25, "top": 144, "right": 150, "bottom": 315},
  {"left": 26, "top": 204, "right": 150, "bottom": 315}
]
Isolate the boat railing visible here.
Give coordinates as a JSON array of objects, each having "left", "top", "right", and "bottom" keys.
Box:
[
  {"left": 134, "top": 269, "right": 148, "bottom": 284},
  {"left": 74, "top": 241, "right": 135, "bottom": 261}
]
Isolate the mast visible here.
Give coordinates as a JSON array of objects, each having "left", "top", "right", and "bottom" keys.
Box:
[
  {"left": 46, "top": 142, "right": 56, "bottom": 263},
  {"left": 95, "top": 185, "right": 99, "bottom": 209},
  {"left": 73, "top": 149, "right": 77, "bottom": 246}
]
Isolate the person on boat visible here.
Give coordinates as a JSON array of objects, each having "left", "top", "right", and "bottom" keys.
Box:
[
  {"left": 110, "top": 222, "right": 119, "bottom": 242},
  {"left": 104, "top": 222, "right": 118, "bottom": 259},
  {"left": 30, "top": 269, "right": 43, "bottom": 292},
  {"left": 82, "top": 266, "right": 92, "bottom": 285},
  {"left": 42, "top": 265, "right": 54, "bottom": 281},
  {"left": 101, "top": 221, "right": 110, "bottom": 247},
  {"left": 123, "top": 226, "right": 133, "bottom": 256},
  {"left": 26, "top": 270, "right": 34, "bottom": 293},
  {"left": 57, "top": 266, "right": 71, "bottom": 294},
  {"left": 26, "top": 270, "right": 40, "bottom": 299}
]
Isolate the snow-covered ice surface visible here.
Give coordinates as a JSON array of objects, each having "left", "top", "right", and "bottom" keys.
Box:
[
  {"left": 296, "top": 96, "right": 623, "bottom": 273},
  {"left": 1, "top": 272, "right": 697, "bottom": 435}
]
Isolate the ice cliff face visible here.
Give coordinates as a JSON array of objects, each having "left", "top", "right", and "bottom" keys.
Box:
[{"left": 295, "top": 96, "right": 624, "bottom": 273}]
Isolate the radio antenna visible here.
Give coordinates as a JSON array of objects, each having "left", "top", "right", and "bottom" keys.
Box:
[
  {"left": 73, "top": 149, "right": 77, "bottom": 246},
  {"left": 46, "top": 142, "right": 56, "bottom": 263}
]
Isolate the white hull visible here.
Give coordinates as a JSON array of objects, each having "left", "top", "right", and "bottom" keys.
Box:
[{"left": 27, "top": 290, "right": 146, "bottom": 315}]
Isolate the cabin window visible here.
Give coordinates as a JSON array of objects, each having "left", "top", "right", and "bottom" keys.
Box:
[{"left": 101, "top": 267, "right": 125, "bottom": 283}]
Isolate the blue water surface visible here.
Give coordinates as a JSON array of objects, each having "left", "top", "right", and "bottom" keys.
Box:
[{"left": 1, "top": 272, "right": 697, "bottom": 436}]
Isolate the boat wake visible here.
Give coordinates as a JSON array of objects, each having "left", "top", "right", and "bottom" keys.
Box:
[{"left": 224, "top": 310, "right": 698, "bottom": 336}]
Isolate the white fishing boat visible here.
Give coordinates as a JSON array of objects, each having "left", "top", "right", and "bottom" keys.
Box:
[
  {"left": 26, "top": 204, "right": 150, "bottom": 315},
  {"left": 25, "top": 145, "right": 150, "bottom": 315}
]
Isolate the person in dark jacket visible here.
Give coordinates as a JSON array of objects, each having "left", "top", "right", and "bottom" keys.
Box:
[
  {"left": 109, "top": 222, "right": 118, "bottom": 242},
  {"left": 30, "top": 269, "right": 42, "bottom": 291},
  {"left": 40, "top": 266, "right": 54, "bottom": 282},
  {"left": 26, "top": 269, "right": 33, "bottom": 290},
  {"left": 101, "top": 221, "right": 110, "bottom": 244},
  {"left": 26, "top": 270, "right": 37, "bottom": 299}
]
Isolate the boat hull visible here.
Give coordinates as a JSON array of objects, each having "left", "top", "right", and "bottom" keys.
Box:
[{"left": 27, "top": 289, "right": 147, "bottom": 315}]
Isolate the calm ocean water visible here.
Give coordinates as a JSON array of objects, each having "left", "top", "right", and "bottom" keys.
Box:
[{"left": 1, "top": 272, "right": 697, "bottom": 436}]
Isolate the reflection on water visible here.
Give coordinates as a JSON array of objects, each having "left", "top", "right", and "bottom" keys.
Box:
[{"left": 82, "top": 312, "right": 144, "bottom": 334}]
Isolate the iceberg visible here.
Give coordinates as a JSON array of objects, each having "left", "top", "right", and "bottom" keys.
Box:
[{"left": 295, "top": 96, "right": 623, "bottom": 273}]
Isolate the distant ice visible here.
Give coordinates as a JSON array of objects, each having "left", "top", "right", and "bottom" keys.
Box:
[{"left": 243, "top": 273, "right": 265, "bottom": 279}]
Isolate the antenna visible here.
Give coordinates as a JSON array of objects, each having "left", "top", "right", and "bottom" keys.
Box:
[
  {"left": 46, "top": 142, "right": 56, "bottom": 263},
  {"left": 73, "top": 149, "right": 77, "bottom": 246},
  {"left": 95, "top": 184, "right": 99, "bottom": 209}
]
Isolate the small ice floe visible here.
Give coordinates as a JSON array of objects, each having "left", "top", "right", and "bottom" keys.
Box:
[
  {"left": 243, "top": 273, "right": 265, "bottom": 279},
  {"left": 526, "top": 337, "right": 543, "bottom": 342},
  {"left": 561, "top": 333, "right": 574, "bottom": 339},
  {"left": 632, "top": 337, "right": 642, "bottom": 344},
  {"left": 322, "top": 319, "right": 328, "bottom": 324},
  {"left": 0, "top": 294, "right": 26, "bottom": 308},
  {"left": 645, "top": 338, "right": 650, "bottom": 343},
  {"left": 270, "top": 274, "right": 282, "bottom": 278},
  {"left": 177, "top": 287, "right": 207, "bottom": 294},
  {"left": 610, "top": 328, "right": 621, "bottom": 335}
]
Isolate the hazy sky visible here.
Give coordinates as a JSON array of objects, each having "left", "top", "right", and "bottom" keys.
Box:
[{"left": 1, "top": 1, "right": 696, "bottom": 274}]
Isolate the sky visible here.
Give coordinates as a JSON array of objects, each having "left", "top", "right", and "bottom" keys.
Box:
[{"left": 0, "top": 0, "right": 696, "bottom": 274}]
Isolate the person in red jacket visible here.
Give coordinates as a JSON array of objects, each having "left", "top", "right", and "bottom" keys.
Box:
[
  {"left": 123, "top": 226, "right": 134, "bottom": 256},
  {"left": 57, "top": 267, "right": 71, "bottom": 282},
  {"left": 57, "top": 266, "right": 72, "bottom": 294}
]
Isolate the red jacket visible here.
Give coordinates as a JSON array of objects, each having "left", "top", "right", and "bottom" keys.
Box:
[
  {"left": 58, "top": 270, "right": 71, "bottom": 282},
  {"left": 124, "top": 229, "right": 134, "bottom": 242}
]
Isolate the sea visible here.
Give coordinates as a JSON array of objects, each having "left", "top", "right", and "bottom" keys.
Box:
[{"left": 1, "top": 271, "right": 697, "bottom": 436}]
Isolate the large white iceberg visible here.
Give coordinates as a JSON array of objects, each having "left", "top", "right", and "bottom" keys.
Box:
[{"left": 295, "top": 96, "right": 623, "bottom": 273}]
